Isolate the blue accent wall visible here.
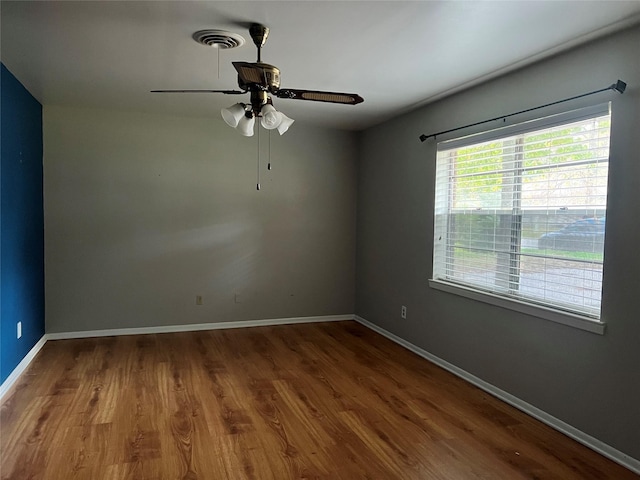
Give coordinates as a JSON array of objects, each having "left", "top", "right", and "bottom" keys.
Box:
[{"left": 1, "top": 63, "right": 45, "bottom": 385}]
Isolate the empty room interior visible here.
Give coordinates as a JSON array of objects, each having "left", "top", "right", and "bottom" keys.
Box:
[{"left": 2, "top": 1, "right": 640, "bottom": 478}]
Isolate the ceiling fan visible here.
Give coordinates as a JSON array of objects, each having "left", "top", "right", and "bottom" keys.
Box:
[{"left": 151, "top": 23, "right": 364, "bottom": 136}]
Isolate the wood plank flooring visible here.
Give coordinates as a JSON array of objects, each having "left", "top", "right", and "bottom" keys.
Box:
[{"left": 1, "top": 321, "right": 637, "bottom": 479}]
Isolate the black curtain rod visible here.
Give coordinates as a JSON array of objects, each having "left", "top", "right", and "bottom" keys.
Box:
[{"left": 419, "top": 80, "right": 627, "bottom": 143}]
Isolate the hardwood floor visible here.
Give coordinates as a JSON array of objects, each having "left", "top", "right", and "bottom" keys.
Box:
[{"left": 1, "top": 321, "right": 636, "bottom": 479}]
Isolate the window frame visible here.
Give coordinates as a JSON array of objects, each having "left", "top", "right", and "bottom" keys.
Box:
[{"left": 429, "top": 103, "right": 611, "bottom": 335}]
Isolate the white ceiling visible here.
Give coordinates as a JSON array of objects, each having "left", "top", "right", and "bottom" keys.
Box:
[{"left": 2, "top": 1, "right": 639, "bottom": 131}]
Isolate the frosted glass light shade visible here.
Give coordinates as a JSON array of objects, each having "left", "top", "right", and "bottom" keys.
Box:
[
  {"left": 276, "top": 113, "right": 294, "bottom": 135},
  {"left": 221, "top": 103, "right": 246, "bottom": 128},
  {"left": 260, "top": 104, "right": 283, "bottom": 130},
  {"left": 237, "top": 114, "right": 255, "bottom": 136}
]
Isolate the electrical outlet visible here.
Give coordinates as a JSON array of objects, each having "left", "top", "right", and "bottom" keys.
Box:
[
  {"left": 401, "top": 305, "right": 407, "bottom": 319},
  {"left": 196, "top": 295, "right": 203, "bottom": 305},
  {"left": 17, "top": 321, "right": 22, "bottom": 339}
]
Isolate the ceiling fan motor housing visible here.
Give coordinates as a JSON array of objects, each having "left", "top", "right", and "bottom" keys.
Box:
[
  {"left": 236, "top": 63, "right": 281, "bottom": 91},
  {"left": 261, "top": 64, "right": 281, "bottom": 91}
]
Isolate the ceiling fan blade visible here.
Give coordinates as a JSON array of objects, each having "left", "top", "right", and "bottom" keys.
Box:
[
  {"left": 275, "top": 89, "right": 364, "bottom": 105},
  {"left": 150, "top": 89, "right": 245, "bottom": 94},
  {"left": 232, "top": 62, "right": 266, "bottom": 85}
]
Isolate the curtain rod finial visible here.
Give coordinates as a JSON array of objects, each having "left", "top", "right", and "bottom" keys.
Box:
[{"left": 613, "top": 80, "right": 626, "bottom": 94}]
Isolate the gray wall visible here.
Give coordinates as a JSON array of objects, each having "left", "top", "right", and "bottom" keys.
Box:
[
  {"left": 44, "top": 106, "right": 357, "bottom": 332},
  {"left": 356, "top": 26, "right": 640, "bottom": 461}
]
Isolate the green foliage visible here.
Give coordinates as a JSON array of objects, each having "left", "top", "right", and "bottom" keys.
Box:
[{"left": 444, "top": 116, "right": 610, "bottom": 210}]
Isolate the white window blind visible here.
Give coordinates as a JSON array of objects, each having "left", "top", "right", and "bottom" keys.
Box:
[{"left": 432, "top": 104, "right": 611, "bottom": 319}]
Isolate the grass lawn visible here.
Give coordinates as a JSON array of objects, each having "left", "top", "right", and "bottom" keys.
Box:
[{"left": 520, "top": 247, "right": 603, "bottom": 263}]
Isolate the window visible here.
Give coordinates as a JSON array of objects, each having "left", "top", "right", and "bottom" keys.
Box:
[{"left": 431, "top": 104, "right": 611, "bottom": 330}]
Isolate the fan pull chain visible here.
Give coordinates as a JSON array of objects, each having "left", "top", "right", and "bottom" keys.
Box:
[
  {"left": 256, "top": 125, "right": 261, "bottom": 191},
  {"left": 267, "top": 130, "right": 272, "bottom": 170}
]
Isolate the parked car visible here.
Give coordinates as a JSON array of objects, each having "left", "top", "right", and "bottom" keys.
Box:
[{"left": 538, "top": 217, "right": 605, "bottom": 252}]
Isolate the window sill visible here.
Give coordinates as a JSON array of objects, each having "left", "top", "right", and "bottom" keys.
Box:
[{"left": 428, "top": 279, "right": 606, "bottom": 335}]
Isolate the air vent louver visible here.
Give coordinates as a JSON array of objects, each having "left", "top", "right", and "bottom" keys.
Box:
[{"left": 193, "top": 30, "right": 245, "bottom": 49}]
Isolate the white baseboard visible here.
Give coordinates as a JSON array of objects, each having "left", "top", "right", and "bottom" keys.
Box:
[
  {"left": 353, "top": 315, "right": 640, "bottom": 475},
  {"left": 0, "top": 335, "right": 48, "bottom": 401},
  {"left": 46, "top": 314, "right": 353, "bottom": 340}
]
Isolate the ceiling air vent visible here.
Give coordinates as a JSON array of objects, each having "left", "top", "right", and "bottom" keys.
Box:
[{"left": 192, "top": 30, "right": 245, "bottom": 49}]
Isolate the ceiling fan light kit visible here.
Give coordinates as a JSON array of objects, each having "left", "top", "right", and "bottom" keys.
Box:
[
  {"left": 152, "top": 23, "right": 363, "bottom": 138},
  {"left": 221, "top": 101, "right": 293, "bottom": 137}
]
